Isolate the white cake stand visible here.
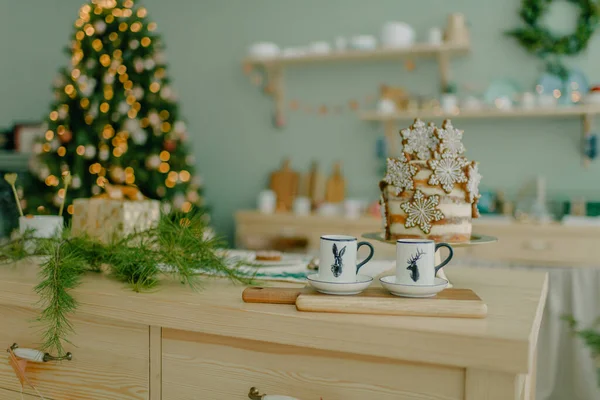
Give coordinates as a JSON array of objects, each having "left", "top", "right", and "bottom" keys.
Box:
[{"left": 362, "top": 232, "right": 497, "bottom": 287}]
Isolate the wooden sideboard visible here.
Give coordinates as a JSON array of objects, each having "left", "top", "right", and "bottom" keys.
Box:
[
  {"left": 235, "top": 210, "right": 600, "bottom": 266},
  {"left": 0, "top": 262, "right": 547, "bottom": 399}
]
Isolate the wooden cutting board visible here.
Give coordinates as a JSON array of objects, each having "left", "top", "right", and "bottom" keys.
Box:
[
  {"left": 242, "top": 287, "right": 308, "bottom": 304},
  {"left": 242, "top": 287, "right": 487, "bottom": 318}
]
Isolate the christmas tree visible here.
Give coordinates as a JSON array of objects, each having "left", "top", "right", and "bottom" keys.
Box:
[{"left": 27, "top": 0, "right": 203, "bottom": 217}]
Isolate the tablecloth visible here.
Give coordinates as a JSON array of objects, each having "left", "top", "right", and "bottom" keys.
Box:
[{"left": 457, "top": 259, "right": 600, "bottom": 400}]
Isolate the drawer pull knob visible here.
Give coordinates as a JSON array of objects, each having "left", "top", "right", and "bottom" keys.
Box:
[
  {"left": 9, "top": 343, "right": 72, "bottom": 363},
  {"left": 248, "top": 387, "right": 299, "bottom": 400}
]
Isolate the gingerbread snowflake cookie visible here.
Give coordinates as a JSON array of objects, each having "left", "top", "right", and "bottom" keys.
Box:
[
  {"left": 465, "top": 161, "right": 482, "bottom": 203},
  {"left": 383, "top": 154, "right": 418, "bottom": 195},
  {"left": 435, "top": 119, "right": 465, "bottom": 155},
  {"left": 428, "top": 151, "right": 468, "bottom": 193},
  {"left": 401, "top": 119, "right": 439, "bottom": 160},
  {"left": 400, "top": 189, "right": 445, "bottom": 234}
]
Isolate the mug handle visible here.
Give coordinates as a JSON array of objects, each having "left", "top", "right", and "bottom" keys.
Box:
[
  {"left": 434, "top": 243, "right": 454, "bottom": 274},
  {"left": 356, "top": 242, "right": 375, "bottom": 272}
]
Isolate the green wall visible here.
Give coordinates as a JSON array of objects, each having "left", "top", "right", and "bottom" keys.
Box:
[{"left": 1, "top": 0, "right": 599, "bottom": 240}]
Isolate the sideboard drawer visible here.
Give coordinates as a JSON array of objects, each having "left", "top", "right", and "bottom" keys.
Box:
[
  {"left": 0, "top": 305, "right": 149, "bottom": 400},
  {"left": 162, "top": 329, "right": 464, "bottom": 400},
  {"left": 468, "top": 233, "right": 596, "bottom": 265}
]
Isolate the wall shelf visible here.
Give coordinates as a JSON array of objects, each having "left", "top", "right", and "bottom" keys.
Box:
[
  {"left": 244, "top": 42, "right": 469, "bottom": 124},
  {"left": 244, "top": 42, "right": 469, "bottom": 67},
  {"left": 360, "top": 104, "right": 600, "bottom": 121},
  {"left": 361, "top": 104, "right": 600, "bottom": 166}
]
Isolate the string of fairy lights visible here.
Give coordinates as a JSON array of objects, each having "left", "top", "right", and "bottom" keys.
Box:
[{"left": 33, "top": 0, "right": 200, "bottom": 215}]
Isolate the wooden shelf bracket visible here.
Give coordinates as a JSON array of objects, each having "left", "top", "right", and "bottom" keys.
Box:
[
  {"left": 582, "top": 113, "right": 593, "bottom": 167},
  {"left": 264, "top": 65, "right": 285, "bottom": 128},
  {"left": 243, "top": 43, "right": 469, "bottom": 129}
]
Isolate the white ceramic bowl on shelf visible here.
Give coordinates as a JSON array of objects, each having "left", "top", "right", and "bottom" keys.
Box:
[
  {"left": 350, "top": 35, "right": 377, "bottom": 50},
  {"left": 308, "top": 41, "right": 331, "bottom": 54},
  {"left": 248, "top": 42, "right": 280, "bottom": 59},
  {"left": 381, "top": 22, "right": 415, "bottom": 48}
]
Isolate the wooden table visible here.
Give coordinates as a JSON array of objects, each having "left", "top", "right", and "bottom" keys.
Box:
[{"left": 0, "top": 262, "right": 547, "bottom": 399}]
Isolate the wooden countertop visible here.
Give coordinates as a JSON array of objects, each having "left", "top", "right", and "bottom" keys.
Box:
[
  {"left": 236, "top": 209, "right": 600, "bottom": 236},
  {"left": 0, "top": 261, "right": 547, "bottom": 375}
]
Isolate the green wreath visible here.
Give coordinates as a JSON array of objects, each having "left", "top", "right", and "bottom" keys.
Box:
[{"left": 506, "top": 0, "right": 600, "bottom": 79}]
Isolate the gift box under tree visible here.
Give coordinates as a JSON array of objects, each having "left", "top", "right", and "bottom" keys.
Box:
[{"left": 72, "top": 185, "right": 160, "bottom": 242}]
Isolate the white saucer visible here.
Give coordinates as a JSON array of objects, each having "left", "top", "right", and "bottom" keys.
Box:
[
  {"left": 306, "top": 274, "right": 373, "bottom": 295},
  {"left": 379, "top": 276, "right": 448, "bottom": 298}
]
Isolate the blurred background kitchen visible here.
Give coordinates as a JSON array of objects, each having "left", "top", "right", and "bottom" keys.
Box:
[{"left": 0, "top": 1, "right": 599, "bottom": 398}]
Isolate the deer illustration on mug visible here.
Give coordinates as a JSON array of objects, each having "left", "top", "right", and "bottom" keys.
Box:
[
  {"left": 331, "top": 243, "right": 347, "bottom": 278},
  {"left": 406, "top": 248, "right": 425, "bottom": 282}
]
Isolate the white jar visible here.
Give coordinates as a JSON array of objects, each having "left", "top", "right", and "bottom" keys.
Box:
[
  {"left": 19, "top": 215, "right": 64, "bottom": 253},
  {"left": 257, "top": 190, "right": 276, "bottom": 214},
  {"left": 293, "top": 197, "right": 311, "bottom": 216},
  {"left": 428, "top": 27, "right": 443, "bottom": 45},
  {"left": 19, "top": 215, "right": 64, "bottom": 238},
  {"left": 377, "top": 98, "right": 397, "bottom": 114},
  {"left": 440, "top": 94, "right": 459, "bottom": 113}
]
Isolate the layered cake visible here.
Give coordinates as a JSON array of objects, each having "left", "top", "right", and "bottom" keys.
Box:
[{"left": 379, "top": 119, "right": 481, "bottom": 242}]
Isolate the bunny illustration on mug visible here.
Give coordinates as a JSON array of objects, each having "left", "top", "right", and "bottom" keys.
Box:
[
  {"left": 318, "top": 235, "right": 375, "bottom": 283},
  {"left": 331, "top": 243, "right": 347, "bottom": 278}
]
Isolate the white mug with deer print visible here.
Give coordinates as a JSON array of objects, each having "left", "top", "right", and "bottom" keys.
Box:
[
  {"left": 396, "top": 239, "right": 453, "bottom": 285},
  {"left": 318, "top": 235, "right": 375, "bottom": 283}
]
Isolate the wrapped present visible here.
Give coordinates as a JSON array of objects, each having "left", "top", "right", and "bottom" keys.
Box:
[{"left": 71, "top": 184, "right": 160, "bottom": 243}]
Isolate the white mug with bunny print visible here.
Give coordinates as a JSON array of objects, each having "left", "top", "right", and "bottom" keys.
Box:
[{"left": 318, "top": 235, "right": 375, "bottom": 283}]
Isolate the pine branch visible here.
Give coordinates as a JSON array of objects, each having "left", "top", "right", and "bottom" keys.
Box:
[
  {"left": 4, "top": 210, "right": 253, "bottom": 356},
  {"left": 0, "top": 229, "right": 37, "bottom": 264},
  {"left": 34, "top": 236, "right": 86, "bottom": 356},
  {"left": 152, "top": 212, "right": 254, "bottom": 288},
  {"left": 563, "top": 315, "right": 600, "bottom": 385},
  {"left": 105, "top": 212, "right": 254, "bottom": 291},
  {"left": 107, "top": 238, "right": 160, "bottom": 292}
]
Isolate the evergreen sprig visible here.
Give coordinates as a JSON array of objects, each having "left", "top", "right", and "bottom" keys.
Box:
[
  {"left": 34, "top": 233, "right": 86, "bottom": 356},
  {"left": 3, "top": 212, "right": 254, "bottom": 357},
  {"left": 0, "top": 232, "right": 33, "bottom": 264},
  {"left": 564, "top": 315, "right": 600, "bottom": 385}
]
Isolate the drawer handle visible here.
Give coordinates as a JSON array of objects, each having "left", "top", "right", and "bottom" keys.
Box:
[
  {"left": 9, "top": 343, "right": 72, "bottom": 363},
  {"left": 248, "top": 387, "right": 299, "bottom": 400}
]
